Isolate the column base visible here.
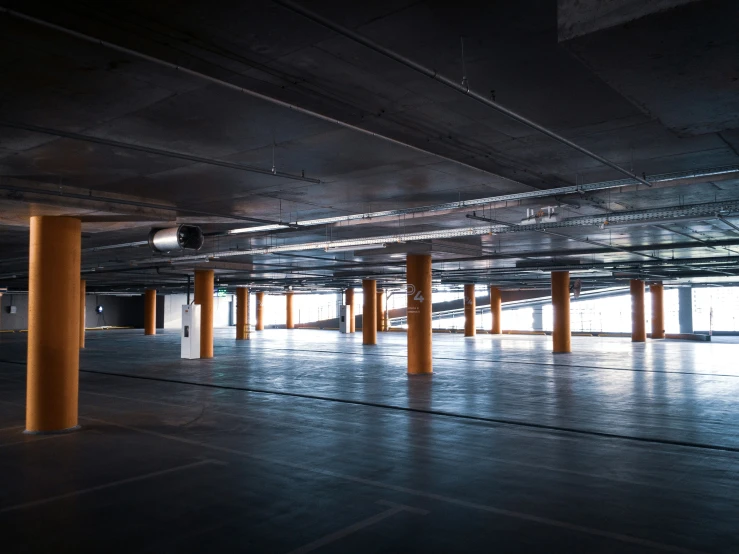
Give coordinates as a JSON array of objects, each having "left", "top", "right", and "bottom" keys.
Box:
[{"left": 24, "top": 425, "right": 81, "bottom": 435}]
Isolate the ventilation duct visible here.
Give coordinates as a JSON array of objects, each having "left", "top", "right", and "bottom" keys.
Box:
[{"left": 148, "top": 225, "right": 204, "bottom": 253}]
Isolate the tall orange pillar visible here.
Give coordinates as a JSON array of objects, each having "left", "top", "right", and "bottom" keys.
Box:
[
  {"left": 363, "top": 280, "right": 377, "bottom": 345},
  {"left": 194, "top": 269, "right": 214, "bottom": 358},
  {"left": 376, "top": 290, "right": 385, "bottom": 332},
  {"left": 551, "top": 271, "right": 571, "bottom": 353},
  {"left": 345, "top": 288, "right": 355, "bottom": 333},
  {"left": 236, "top": 287, "right": 249, "bottom": 339},
  {"left": 407, "top": 254, "right": 432, "bottom": 374},
  {"left": 631, "top": 279, "right": 646, "bottom": 342},
  {"left": 144, "top": 289, "right": 156, "bottom": 335},
  {"left": 651, "top": 282, "right": 665, "bottom": 339},
  {"left": 79, "top": 279, "right": 86, "bottom": 349},
  {"left": 464, "top": 284, "right": 476, "bottom": 337},
  {"left": 490, "top": 286, "right": 502, "bottom": 334},
  {"left": 256, "top": 292, "right": 265, "bottom": 331},
  {"left": 26, "top": 216, "right": 81, "bottom": 433},
  {"left": 286, "top": 291, "right": 294, "bottom": 329}
]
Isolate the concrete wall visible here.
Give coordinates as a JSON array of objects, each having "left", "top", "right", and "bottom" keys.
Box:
[
  {"left": 163, "top": 293, "right": 233, "bottom": 330},
  {"left": 2, "top": 293, "right": 164, "bottom": 331}
]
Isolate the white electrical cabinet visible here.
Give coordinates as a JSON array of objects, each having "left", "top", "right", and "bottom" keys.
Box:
[
  {"left": 339, "top": 305, "right": 349, "bottom": 333},
  {"left": 181, "top": 304, "right": 201, "bottom": 359}
]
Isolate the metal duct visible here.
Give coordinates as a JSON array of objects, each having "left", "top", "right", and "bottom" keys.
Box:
[{"left": 148, "top": 226, "right": 205, "bottom": 253}]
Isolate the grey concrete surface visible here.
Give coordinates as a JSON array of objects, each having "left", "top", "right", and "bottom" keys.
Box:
[{"left": 0, "top": 329, "right": 738, "bottom": 553}]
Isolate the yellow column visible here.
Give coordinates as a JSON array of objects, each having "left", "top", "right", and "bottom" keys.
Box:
[
  {"left": 490, "top": 286, "right": 502, "bottom": 334},
  {"left": 407, "top": 254, "right": 432, "bottom": 374},
  {"left": 551, "top": 271, "right": 571, "bottom": 353},
  {"left": 194, "top": 269, "right": 214, "bottom": 358},
  {"left": 26, "top": 216, "right": 81, "bottom": 433},
  {"left": 286, "top": 291, "right": 294, "bottom": 329},
  {"left": 464, "top": 284, "right": 476, "bottom": 337},
  {"left": 255, "top": 291, "right": 265, "bottom": 331},
  {"left": 79, "top": 279, "right": 86, "bottom": 348},
  {"left": 345, "top": 288, "right": 355, "bottom": 333},
  {"left": 144, "top": 289, "right": 156, "bottom": 335},
  {"left": 376, "top": 289, "right": 385, "bottom": 332},
  {"left": 363, "top": 280, "right": 377, "bottom": 345},
  {"left": 631, "top": 279, "right": 646, "bottom": 342},
  {"left": 651, "top": 282, "right": 665, "bottom": 339},
  {"left": 236, "top": 287, "right": 249, "bottom": 339}
]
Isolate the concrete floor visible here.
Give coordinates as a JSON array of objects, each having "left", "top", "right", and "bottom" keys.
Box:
[{"left": 1, "top": 329, "right": 738, "bottom": 553}]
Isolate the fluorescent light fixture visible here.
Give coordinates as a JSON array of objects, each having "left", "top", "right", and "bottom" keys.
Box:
[
  {"left": 229, "top": 224, "right": 289, "bottom": 234},
  {"left": 325, "top": 244, "right": 387, "bottom": 253}
]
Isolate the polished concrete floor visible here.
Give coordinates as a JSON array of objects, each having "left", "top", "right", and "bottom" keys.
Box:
[{"left": 1, "top": 329, "right": 738, "bottom": 553}]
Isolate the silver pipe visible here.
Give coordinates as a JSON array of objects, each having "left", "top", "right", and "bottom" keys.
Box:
[
  {"left": 276, "top": 0, "right": 655, "bottom": 188},
  {"left": 227, "top": 164, "right": 739, "bottom": 234},
  {"left": 718, "top": 214, "right": 739, "bottom": 233},
  {"left": 0, "top": 7, "right": 523, "bottom": 186},
  {"left": 160, "top": 199, "right": 739, "bottom": 262}
]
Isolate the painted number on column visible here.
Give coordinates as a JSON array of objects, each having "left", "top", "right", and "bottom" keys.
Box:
[{"left": 414, "top": 290, "right": 424, "bottom": 303}]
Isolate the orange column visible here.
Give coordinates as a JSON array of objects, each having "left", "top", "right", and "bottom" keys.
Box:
[
  {"left": 464, "top": 284, "right": 476, "bottom": 337},
  {"left": 194, "top": 269, "right": 214, "bottom": 358},
  {"left": 363, "top": 280, "right": 377, "bottom": 345},
  {"left": 256, "top": 291, "right": 265, "bottom": 330},
  {"left": 407, "top": 254, "right": 432, "bottom": 374},
  {"left": 345, "top": 288, "right": 355, "bottom": 333},
  {"left": 286, "top": 291, "right": 294, "bottom": 329},
  {"left": 490, "top": 286, "right": 502, "bottom": 334},
  {"left": 144, "top": 289, "right": 156, "bottom": 335},
  {"left": 26, "top": 216, "right": 81, "bottom": 433},
  {"left": 551, "top": 271, "right": 571, "bottom": 353},
  {"left": 376, "top": 290, "right": 385, "bottom": 332},
  {"left": 631, "top": 279, "right": 646, "bottom": 342},
  {"left": 651, "top": 282, "right": 665, "bottom": 339},
  {"left": 79, "top": 279, "right": 86, "bottom": 348},
  {"left": 236, "top": 287, "right": 249, "bottom": 339}
]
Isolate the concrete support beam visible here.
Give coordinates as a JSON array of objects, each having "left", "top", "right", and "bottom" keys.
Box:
[
  {"left": 650, "top": 282, "right": 665, "bottom": 339},
  {"left": 464, "top": 284, "right": 476, "bottom": 337},
  {"left": 551, "top": 271, "right": 571, "bottom": 353},
  {"left": 255, "top": 292, "right": 265, "bottom": 331},
  {"left": 236, "top": 287, "right": 249, "bottom": 339},
  {"left": 144, "top": 289, "right": 156, "bottom": 336},
  {"left": 345, "top": 288, "right": 355, "bottom": 333},
  {"left": 490, "top": 286, "right": 502, "bottom": 335},
  {"left": 194, "top": 269, "right": 214, "bottom": 358},
  {"left": 376, "top": 290, "right": 385, "bottom": 332},
  {"left": 286, "top": 291, "right": 294, "bottom": 329},
  {"left": 26, "top": 216, "right": 81, "bottom": 433},
  {"left": 362, "top": 280, "right": 377, "bottom": 345},
  {"left": 679, "top": 287, "right": 694, "bottom": 333},
  {"left": 631, "top": 279, "right": 646, "bottom": 342},
  {"left": 407, "top": 254, "right": 432, "bottom": 374}
]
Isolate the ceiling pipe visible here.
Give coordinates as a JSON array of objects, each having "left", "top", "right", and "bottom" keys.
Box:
[
  {"left": 718, "top": 214, "right": 739, "bottom": 233},
  {"left": 0, "top": 6, "right": 524, "bottom": 186},
  {"left": 159, "top": 199, "right": 739, "bottom": 262},
  {"left": 0, "top": 120, "right": 320, "bottom": 184},
  {"left": 275, "top": 0, "right": 654, "bottom": 188},
  {"left": 0, "top": 180, "right": 291, "bottom": 226},
  {"left": 223, "top": 164, "right": 739, "bottom": 235}
]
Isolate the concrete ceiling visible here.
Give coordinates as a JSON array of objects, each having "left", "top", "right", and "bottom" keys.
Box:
[{"left": 1, "top": 0, "right": 739, "bottom": 294}]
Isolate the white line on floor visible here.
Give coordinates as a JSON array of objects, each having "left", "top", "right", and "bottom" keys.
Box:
[
  {"left": 0, "top": 459, "right": 219, "bottom": 513},
  {"left": 78, "top": 390, "right": 702, "bottom": 490},
  {"left": 82, "top": 415, "right": 707, "bottom": 554},
  {"left": 0, "top": 432, "right": 76, "bottom": 450},
  {"left": 287, "top": 500, "right": 427, "bottom": 554}
]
